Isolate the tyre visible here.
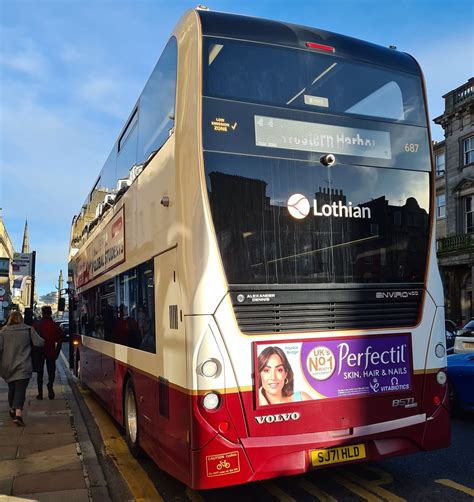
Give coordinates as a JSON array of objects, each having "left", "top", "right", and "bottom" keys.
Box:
[{"left": 124, "top": 379, "right": 141, "bottom": 457}]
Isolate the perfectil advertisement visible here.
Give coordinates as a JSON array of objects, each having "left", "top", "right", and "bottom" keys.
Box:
[{"left": 255, "top": 335, "right": 412, "bottom": 407}]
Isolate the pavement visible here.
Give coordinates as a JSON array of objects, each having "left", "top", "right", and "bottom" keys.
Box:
[{"left": 0, "top": 356, "right": 111, "bottom": 502}]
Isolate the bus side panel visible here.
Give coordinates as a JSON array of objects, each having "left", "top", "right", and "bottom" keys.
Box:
[
  {"left": 131, "top": 368, "right": 158, "bottom": 452},
  {"left": 101, "top": 352, "right": 115, "bottom": 411},
  {"left": 113, "top": 357, "right": 128, "bottom": 424},
  {"left": 420, "top": 372, "right": 450, "bottom": 450},
  {"left": 132, "top": 369, "right": 191, "bottom": 489},
  {"left": 154, "top": 248, "right": 190, "bottom": 455},
  {"left": 79, "top": 339, "right": 191, "bottom": 483},
  {"left": 100, "top": 357, "right": 192, "bottom": 486},
  {"left": 80, "top": 343, "right": 103, "bottom": 399},
  {"left": 150, "top": 384, "right": 192, "bottom": 486}
]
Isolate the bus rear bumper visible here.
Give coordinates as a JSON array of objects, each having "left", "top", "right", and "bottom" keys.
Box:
[{"left": 190, "top": 407, "right": 450, "bottom": 489}]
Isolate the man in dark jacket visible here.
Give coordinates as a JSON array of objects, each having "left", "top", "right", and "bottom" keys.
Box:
[{"left": 34, "top": 306, "right": 63, "bottom": 399}]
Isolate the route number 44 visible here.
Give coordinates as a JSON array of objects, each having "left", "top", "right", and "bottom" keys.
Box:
[{"left": 404, "top": 143, "right": 419, "bottom": 153}]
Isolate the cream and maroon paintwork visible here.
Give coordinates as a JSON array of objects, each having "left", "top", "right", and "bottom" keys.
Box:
[{"left": 69, "top": 9, "right": 449, "bottom": 490}]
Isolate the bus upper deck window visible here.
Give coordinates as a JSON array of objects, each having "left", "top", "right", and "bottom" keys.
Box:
[
  {"left": 209, "top": 44, "right": 224, "bottom": 65},
  {"left": 346, "top": 81, "right": 405, "bottom": 121}
]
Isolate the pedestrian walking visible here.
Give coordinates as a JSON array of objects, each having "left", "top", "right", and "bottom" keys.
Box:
[
  {"left": 34, "top": 306, "right": 63, "bottom": 400},
  {"left": 0, "top": 311, "right": 44, "bottom": 426}
]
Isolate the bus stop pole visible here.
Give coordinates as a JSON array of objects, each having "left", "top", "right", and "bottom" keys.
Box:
[
  {"left": 30, "top": 251, "right": 36, "bottom": 310},
  {"left": 25, "top": 250, "right": 36, "bottom": 326}
]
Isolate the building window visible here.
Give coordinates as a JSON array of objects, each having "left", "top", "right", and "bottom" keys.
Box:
[
  {"left": 0, "top": 257, "right": 9, "bottom": 276},
  {"left": 466, "top": 196, "right": 474, "bottom": 233},
  {"left": 435, "top": 153, "right": 445, "bottom": 176},
  {"left": 436, "top": 194, "right": 446, "bottom": 219},
  {"left": 464, "top": 136, "right": 474, "bottom": 166},
  {"left": 393, "top": 211, "right": 402, "bottom": 226}
]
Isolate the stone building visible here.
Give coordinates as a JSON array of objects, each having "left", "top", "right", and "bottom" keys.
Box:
[
  {"left": 434, "top": 77, "right": 474, "bottom": 325},
  {"left": 0, "top": 209, "right": 15, "bottom": 322},
  {"left": 0, "top": 214, "right": 35, "bottom": 319},
  {"left": 12, "top": 220, "right": 34, "bottom": 313}
]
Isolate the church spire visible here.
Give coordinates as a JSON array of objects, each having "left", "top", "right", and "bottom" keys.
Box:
[{"left": 22, "top": 220, "right": 29, "bottom": 253}]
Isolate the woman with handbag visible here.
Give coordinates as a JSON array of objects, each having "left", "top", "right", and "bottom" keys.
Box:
[{"left": 0, "top": 311, "right": 44, "bottom": 426}]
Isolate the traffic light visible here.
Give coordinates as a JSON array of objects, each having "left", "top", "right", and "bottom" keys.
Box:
[{"left": 58, "top": 297, "right": 66, "bottom": 312}]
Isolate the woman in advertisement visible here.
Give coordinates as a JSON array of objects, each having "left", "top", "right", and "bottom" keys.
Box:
[{"left": 258, "top": 346, "right": 311, "bottom": 406}]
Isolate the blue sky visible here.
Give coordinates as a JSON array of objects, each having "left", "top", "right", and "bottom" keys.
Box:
[{"left": 0, "top": 0, "right": 473, "bottom": 296}]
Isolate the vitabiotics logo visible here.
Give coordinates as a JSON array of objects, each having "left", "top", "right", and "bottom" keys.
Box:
[{"left": 287, "top": 194, "right": 371, "bottom": 220}]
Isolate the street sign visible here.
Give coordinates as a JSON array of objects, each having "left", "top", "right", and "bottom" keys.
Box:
[
  {"left": 12, "top": 253, "right": 33, "bottom": 276},
  {"left": 2, "top": 300, "right": 9, "bottom": 308}
]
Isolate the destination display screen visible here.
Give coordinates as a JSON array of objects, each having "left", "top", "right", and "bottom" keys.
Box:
[
  {"left": 254, "top": 115, "right": 392, "bottom": 160},
  {"left": 202, "top": 99, "right": 431, "bottom": 172}
]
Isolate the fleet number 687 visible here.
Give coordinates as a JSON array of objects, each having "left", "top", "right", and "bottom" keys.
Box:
[{"left": 404, "top": 143, "right": 419, "bottom": 153}]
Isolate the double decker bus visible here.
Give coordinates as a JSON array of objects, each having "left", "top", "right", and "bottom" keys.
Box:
[{"left": 68, "top": 8, "right": 450, "bottom": 489}]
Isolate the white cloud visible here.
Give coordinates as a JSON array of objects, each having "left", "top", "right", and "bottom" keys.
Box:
[
  {"left": 0, "top": 83, "right": 115, "bottom": 289},
  {"left": 0, "top": 62, "right": 128, "bottom": 294},
  {"left": 0, "top": 30, "right": 48, "bottom": 79},
  {"left": 77, "top": 74, "right": 140, "bottom": 119},
  {"left": 59, "top": 44, "right": 83, "bottom": 63}
]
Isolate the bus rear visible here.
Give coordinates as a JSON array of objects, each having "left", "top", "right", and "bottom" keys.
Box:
[{"left": 189, "top": 10, "right": 449, "bottom": 488}]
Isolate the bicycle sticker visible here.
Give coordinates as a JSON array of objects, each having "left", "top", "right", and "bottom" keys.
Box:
[{"left": 206, "top": 451, "right": 240, "bottom": 477}]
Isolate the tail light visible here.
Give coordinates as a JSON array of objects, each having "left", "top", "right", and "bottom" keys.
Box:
[
  {"left": 305, "top": 41, "right": 335, "bottom": 53},
  {"left": 192, "top": 323, "right": 240, "bottom": 445}
]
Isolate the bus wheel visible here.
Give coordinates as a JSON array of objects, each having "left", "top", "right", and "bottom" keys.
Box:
[{"left": 124, "top": 379, "right": 141, "bottom": 457}]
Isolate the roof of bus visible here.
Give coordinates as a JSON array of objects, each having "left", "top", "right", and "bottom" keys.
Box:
[{"left": 197, "top": 10, "right": 421, "bottom": 75}]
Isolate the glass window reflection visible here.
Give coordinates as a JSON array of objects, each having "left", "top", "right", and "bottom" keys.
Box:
[
  {"left": 205, "top": 152, "right": 430, "bottom": 285},
  {"left": 78, "top": 259, "right": 156, "bottom": 353},
  {"left": 204, "top": 38, "right": 426, "bottom": 126},
  {"left": 138, "top": 37, "right": 177, "bottom": 161}
]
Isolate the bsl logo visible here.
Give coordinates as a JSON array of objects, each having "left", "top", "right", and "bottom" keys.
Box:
[
  {"left": 255, "top": 412, "right": 301, "bottom": 424},
  {"left": 287, "top": 193, "right": 371, "bottom": 220}
]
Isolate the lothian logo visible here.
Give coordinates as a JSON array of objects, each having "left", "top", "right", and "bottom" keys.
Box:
[
  {"left": 287, "top": 194, "right": 311, "bottom": 219},
  {"left": 287, "top": 194, "right": 371, "bottom": 220}
]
